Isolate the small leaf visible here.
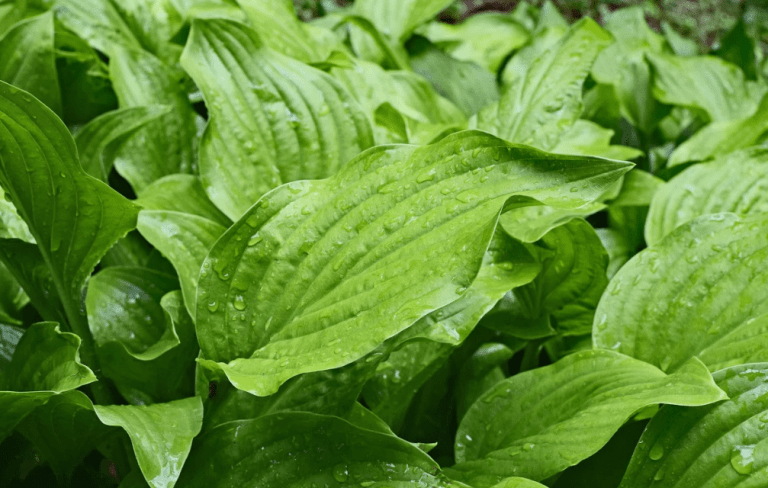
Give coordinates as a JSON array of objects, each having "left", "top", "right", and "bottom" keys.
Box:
[
  {"left": 354, "top": 0, "right": 453, "bottom": 43},
  {"left": 447, "top": 350, "right": 726, "bottom": 486},
  {"left": 180, "top": 18, "right": 374, "bottom": 220},
  {"left": 136, "top": 175, "right": 232, "bottom": 227},
  {"left": 646, "top": 147, "right": 768, "bottom": 245},
  {"left": 594, "top": 213, "right": 768, "bottom": 373},
  {"left": 619, "top": 364, "right": 768, "bottom": 488},
  {"left": 552, "top": 120, "right": 643, "bottom": 161},
  {"left": 94, "top": 397, "right": 203, "bottom": 488},
  {"left": 195, "top": 131, "right": 631, "bottom": 396}
]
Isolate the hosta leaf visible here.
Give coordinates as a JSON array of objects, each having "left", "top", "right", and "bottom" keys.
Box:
[
  {"left": 0, "top": 260, "right": 27, "bottom": 325},
  {"left": 93, "top": 397, "right": 203, "bottom": 488},
  {"left": 591, "top": 7, "right": 669, "bottom": 133},
  {"left": 0, "top": 323, "right": 22, "bottom": 370},
  {"left": 0, "top": 186, "right": 32, "bottom": 242},
  {"left": 16, "top": 390, "right": 113, "bottom": 485},
  {"left": 136, "top": 175, "right": 231, "bottom": 227},
  {"left": 0, "top": 322, "right": 96, "bottom": 441},
  {"left": 491, "top": 479, "right": 547, "bottom": 488},
  {"left": 646, "top": 148, "right": 768, "bottom": 246},
  {"left": 647, "top": 52, "right": 758, "bottom": 122},
  {"left": 236, "top": 0, "right": 342, "bottom": 63},
  {"left": 667, "top": 93, "right": 768, "bottom": 167},
  {"left": 499, "top": 201, "right": 606, "bottom": 244},
  {"left": 109, "top": 47, "right": 201, "bottom": 193},
  {"left": 552, "top": 120, "right": 643, "bottom": 161},
  {"left": 74, "top": 105, "right": 170, "bottom": 183},
  {"left": 421, "top": 13, "right": 530, "bottom": 73},
  {"left": 177, "top": 411, "right": 461, "bottom": 487},
  {"left": 354, "top": 0, "right": 453, "bottom": 43},
  {"left": 620, "top": 364, "right": 768, "bottom": 487},
  {"left": 180, "top": 18, "right": 374, "bottom": 220},
  {"left": 0, "top": 79, "right": 139, "bottom": 318},
  {"left": 476, "top": 18, "right": 611, "bottom": 151},
  {"left": 446, "top": 350, "right": 726, "bottom": 486},
  {"left": 500, "top": 26, "right": 568, "bottom": 89},
  {"left": 53, "top": 0, "right": 144, "bottom": 56},
  {"left": 610, "top": 169, "right": 663, "bottom": 208},
  {"left": 455, "top": 343, "right": 515, "bottom": 420},
  {"left": 195, "top": 131, "right": 631, "bottom": 396},
  {"left": 0, "top": 12, "right": 61, "bottom": 116},
  {"left": 594, "top": 213, "right": 768, "bottom": 373}
]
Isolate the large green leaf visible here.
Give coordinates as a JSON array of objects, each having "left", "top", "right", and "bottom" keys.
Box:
[
  {"left": 552, "top": 120, "right": 643, "bottom": 161},
  {"left": 74, "top": 105, "right": 170, "bottom": 183},
  {"left": 619, "top": 364, "right": 768, "bottom": 487},
  {"left": 0, "top": 322, "right": 96, "bottom": 441},
  {"left": 591, "top": 6, "right": 670, "bottom": 133},
  {"left": 0, "top": 260, "right": 27, "bottom": 325},
  {"left": 194, "top": 131, "right": 630, "bottom": 396},
  {"left": 177, "top": 411, "right": 461, "bottom": 487},
  {"left": 667, "top": 93, "right": 768, "bottom": 166},
  {"left": 136, "top": 175, "right": 231, "bottom": 227},
  {"left": 0, "top": 323, "right": 23, "bottom": 370},
  {"left": 93, "top": 397, "right": 203, "bottom": 488},
  {"left": 647, "top": 52, "right": 758, "bottom": 122},
  {"left": 0, "top": 12, "right": 61, "bottom": 115},
  {"left": 421, "top": 13, "right": 529, "bottom": 73},
  {"left": 594, "top": 213, "right": 768, "bottom": 373},
  {"left": 455, "top": 342, "right": 515, "bottom": 420},
  {"left": 475, "top": 18, "right": 611, "bottom": 151},
  {"left": 109, "top": 47, "right": 201, "bottom": 193},
  {"left": 0, "top": 81, "right": 139, "bottom": 369},
  {"left": 180, "top": 18, "right": 374, "bottom": 220},
  {"left": 354, "top": 0, "right": 453, "bottom": 43},
  {"left": 446, "top": 350, "right": 726, "bottom": 486},
  {"left": 0, "top": 185, "right": 32, "bottom": 242},
  {"left": 646, "top": 148, "right": 768, "bottom": 246}
]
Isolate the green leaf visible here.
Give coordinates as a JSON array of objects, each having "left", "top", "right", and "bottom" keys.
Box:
[
  {"left": 53, "top": 0, "right": 144, "bottom": 56},
  {"left": 591, "top": 7, "right": 670, "bottom": 133},
  {"left": 647, "top": 52, "right": 758, "bottom": 122},
  {"left": 74, "top": 105, "right": 171, "bottom": 183},
  {"left": 0, "top": 260, "right": 27, "bottom": 325},
  {"left": 552, "top": 120, "right": 643, "bottom": 161},
  {"left": 0, "top": 323, "right": 23, "bottom": 372},
  {"left": 446, "top": 350, "right": 726, "bottom": 486},
  {"left": 476, "top": 18, "right": 612, "bottom": 151},
  {"left": 0, "top": 12, "right": 61, "bottom": 115},
  {"left": 0, "top": 322, "right": 96, "bottom": 441},
  {"left": 407, "top": 36, "right": 499, "bottom": 118},
  {"left": 595, "top": 227, "right": 632, "bottom": 279},
  {"left": 662, "top": 21, "right": 698, "bottom": 57},
  {"left": 619, "top": 364, "right": 768, "bottom": 487},
  {"left": 180, "top": 18, "right": 374, "bottom": 220},
  {"left": 421, "top": 14, "right": 530, "bottom": 73},
  {"left": 136, "top": 175, "right": 232, "bottom": 227},
  {"left": 668, "top": 93, "right": 768, "bottom": 166},
  {"left": 354, "top": 0, "right": 453, "bottom": 43},
  {"left": 494, "top": 219, "right": 609, "bottom": 337},
  {"left": 16, "top": 390, "right": 114, "bottom": 485},
  {"left": 455, "top": 343, "right": 515, "bottom": 420},
  {"left": 177, "top": 411, "right": 460, "bottom": 487},
  {"left": 195, "top": 131, "right": 631, "bottom": 396},
  {"left": 594, "top": 213, "right": 768, "bottom": 373},
  {"left": 109, "top": 47, "right": 201, "bottom": 193},
  {"left": 0, "top": 185, "right": 32, "bottom": 242},
  {"left": 491, "top": 479, "right": 547, "bottom": 488},
  {"left": 646, "top": 148, "right": 768, "bottom": 246},
  {"left": 499, "top": 201, "right": 606, "bottom": 244},
  {"left": 93, "top": 397, "right": 203, "bottom": 488},
  {"left": 610, "top": 169, "right": 663, "bottom": 208}
]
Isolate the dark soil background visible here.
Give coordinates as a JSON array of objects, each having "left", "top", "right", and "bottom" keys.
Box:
[{"left": 294, "top": 0, "right": 768, "bottom": 55}]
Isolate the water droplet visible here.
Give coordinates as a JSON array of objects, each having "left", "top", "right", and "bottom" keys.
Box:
[
  {"left": 523, "top": 443, "right": 535, "bottom": 451},
  {"left": 233, "top": 295, "right": 246, "bottom": 310},
  {"left": 332, "top": 464, "right": 349, "bottom": 482},
  {"left": 648, "top": 442, "right": 665, "bottom": 461},
  {"left": 50, "top": 237, "right": 61, "bottom": 252},
  {"left": 654, "top": 466, "right": 666, "bottom": 481},
  {"left": 248, "top": 234, "right": 262, "bottom": 247},
  {"left": 731, "top": 445, "right": 755, "bottom": 475},
  {"left": 207, "top": 300, "right": 219, "bottom": 313},
  {"left": 569, "top": 187, "right": 579, "bottom": 193},
  {"left": 416, "top": 168, "right": 436, "bottom": 183}
]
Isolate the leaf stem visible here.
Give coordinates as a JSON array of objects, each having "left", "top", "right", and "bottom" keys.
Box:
[{"left": 520, "top": 338, "right": 545, "bottom": 372}]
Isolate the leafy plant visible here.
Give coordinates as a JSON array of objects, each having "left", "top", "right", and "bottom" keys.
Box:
[{"left": 0, "top": 1, "right": 767, "bottom": 487}]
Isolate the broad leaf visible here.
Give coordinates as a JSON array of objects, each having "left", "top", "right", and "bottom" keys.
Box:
[
  {"left": 0, "top": 322, "right": 96, "bottom": 441},
  {"left": 499, "top": 201, "right": 606, "bottom": 244},
  {"left": 0, "top": 260, "right": 26, "bottom": 325},
  {"left": 620, "top": 364, "right": 768, "bottom": 487},
  {"left": 610, "top": 169, "right": 663, "bottom": 208},
  {"left": 0, "top": 186, "right": 32, "bottom": 242},
  {"left": 647, "top": 52, "right": 758, "bottom": 122},
  {"left": 181, "top": 18, "right": 374, "bottom": 220},
  {"left": 0, "top": 324, "right": 22, "bottom": 370},
  {"left": 668, "top": 93, "right": 768, "bottom": 167},
  {"left": 552, "top": 120, "right": 643, "bottom": 161},
  {"left": 177, "top": 411, "right": 461, "bottom": 487},
  {"left": 446, "top": 350, "right": 726, "bottom": 486},
  {"left": 0, "top": 12, "right": 61, "bottom": 115},
  {"left": 136, "top": 175, "right": 231, "bottom": 227},
  {"left": 354, "top": 0, "right": 453, "bottom": 43},
  {"left": 421, "top": 13, "right": 530, "bottom": 73},
  {"left": 646, "top": 148, "right": 768, "bottom": 245},
  {"left": 74, "top": 105, "right": 170, "bottom": 182},
  {"left": 109, "top": 47, "right": 201, "bottom": 193},
  {"left": 195, "top": 131, "right": 631, "bottom": 396},
  {"left": 594, "top": 213, "right": 768, "bottom": 373},
  {"left": 455, "top": 343, "right": 515, "bottom": 420},
  {"left": 476, "top": 18, "right": 612, "bottom": 151},
  {"left": 93, "top": 397, "right": 203, "bottom": 488}
]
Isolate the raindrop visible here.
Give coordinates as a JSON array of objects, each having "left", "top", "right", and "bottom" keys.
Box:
[
  {"left": 207, "top": 300, "right": 219, "bottom": 313},
  {"left": 332, "top": 464, "right": 349, "bottom": 482},
  {"left": 233, "top": 295, "right": 247, "bottom": 311},
  {"left": 731, "top": 445, "right": 755, "bottom": 475},
  {"left": 648, "top": 442, "right": 664, "bottom": 461}
]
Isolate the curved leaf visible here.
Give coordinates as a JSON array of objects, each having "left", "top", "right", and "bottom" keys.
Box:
[
  {"left": 594, "top": 213, "right": 768, "bottom": 373},
  {"left": 552, "top": 120, "right": 643, "bottom": 161},
  {"left": 446, "top": 350, "right": 726, "bottom": 486},
  {"left": 0, "top": 260, "right": 27, "bottom": 325},
  {"left": 136, "top": 175, "right": 232, "bottom": 227},
  {"left": 54, "top": 0, "right": 144, "bottom": 56},
  {"left": 620, "top": 364, "right": 768, "bottom": 487},
  {"left": 354, "top": 0, "right": 453, "bottom": 43},
  {"left": 93, "top": 397, "right": 203, "bottom": 488},
  {"left": 74, "top": 105, "right": 171, "bottom": 183},
  {"left": 109, "top": 47, "right": 201, "bottom": 193},
  {"left": 647, "top": 148, "right": 768, "bottom": 245},
  {"left": 455, "top": 343, "right": 515, "bottom": 420},
  {"left": 499, "top": 201, "right": 606, "bottom": 244},
  {"left": 195, "top": 131, "right": 631, "bottom": 396},
  {"left": 0, "top": 12, "right": 61, "bottom": 115},
  {"left": 177, "top": 411, "right": 459, "bottom": 487},
  {"left": 180, "top": 18, "right": 374, "bottom": 220},
  {"left": 476, "top": 18, "right": 612, "bottom": 151},
  {"left": 0, "top": 322, "right": 96, "bottom": 441},
  {"left": 0, "top": 186, "right": 32, "bottom": 242}
]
